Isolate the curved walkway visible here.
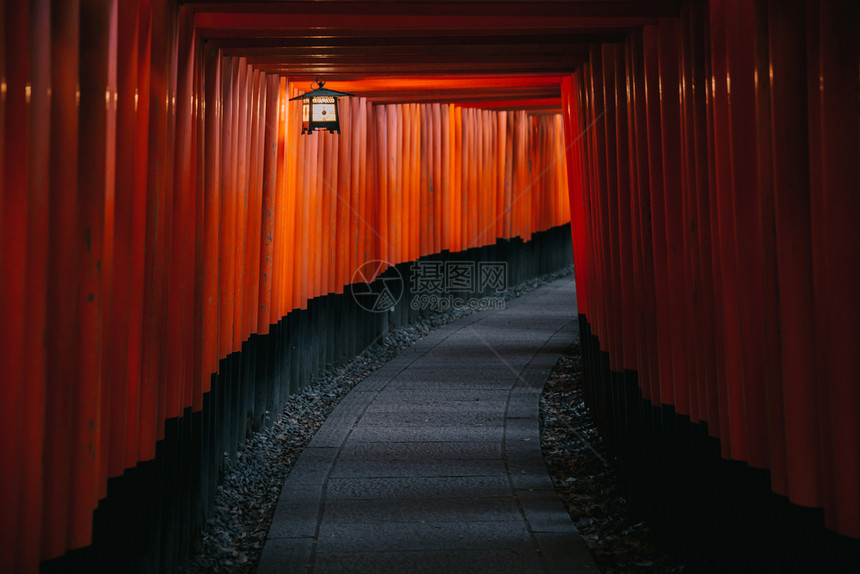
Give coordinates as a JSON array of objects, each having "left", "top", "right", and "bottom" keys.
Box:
[{"left": 258, "top": 278, "right": 598, "bottom": 574}]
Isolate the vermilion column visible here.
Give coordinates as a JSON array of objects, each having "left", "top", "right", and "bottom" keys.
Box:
[
  {"left": 202, "top": 45, "right": 221, "bottom": 384},
  {"left": 128, "top": 0, "right": 151, "bottom": 466},
  {"left": 42, "top": 0, "right": 82, "bottom": 560},
  {"left": 813, "top": 0, "right": 860, "bottom": 536},
  {"left": 24, "top": 0, "right": 50, "bottom": 566},
  {"left": 726, "top": 0, "right": 768, "bottom": 467},
  {"left": 625, "top": 33, "right": 658, "bottom": 401},
  {"left": 270, "top": 78, "right": 286, "bottom": 314},
  {"left": 258, "top": 75, "right": 279, "bottom": 333},
  {"left": 218, "top": 57, "right": 236, "bottom": 359},
  {"left": 641, "top": 27, "right": 671, "bottom": 406},
  {"left": 107, "top": 0, "right": 142, "bottom": 476},
  {"left": 678, "top": 8, "right": 702, "bottom": 421},
  {"left": 769, "top": 0, "right": 820, "bottom": 508},
  {"left": 72, "top": 0, "right": 118, "bottom": 546},
  {"left": 612, "top": 45, "right": 636, "bottom": 372},
  {"left": 166, "top": 7, "right": 196, "bottom": 420},
  {"left": 245, "top": 70, "right": 265, "bottom": 332},
  {"left": 233, "top": 60, "right": 248, "bottom": 345},
  {"left": 658, "top": 18, "right": 689, "bottom": 414},
  {"left": 0, "top": 0, "right": 31, "bottom": 565},
  {"left": 752, "top": 0, "right": 787, "bottom": 495}
]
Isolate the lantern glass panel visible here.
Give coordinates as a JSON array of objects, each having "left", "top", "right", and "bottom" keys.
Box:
[{"left": 311, "top": 96, "right": 336, "bottom": 123}]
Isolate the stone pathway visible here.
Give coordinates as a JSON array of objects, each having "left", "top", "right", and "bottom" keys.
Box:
[{"left": 258, "top": 278, "right": 598, "bottom": 574}]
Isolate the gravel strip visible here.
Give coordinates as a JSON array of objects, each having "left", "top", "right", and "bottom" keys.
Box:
[
  {"left": 540, "top": 343, "right": 686, "bottom": 573},
  {"left": 179, "top": 266, "right": 575, "bottom": 573}
]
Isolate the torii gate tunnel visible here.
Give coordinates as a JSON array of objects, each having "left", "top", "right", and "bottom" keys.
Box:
[{"left": 0, "top": 1, "right": 858, "bottom": 572}]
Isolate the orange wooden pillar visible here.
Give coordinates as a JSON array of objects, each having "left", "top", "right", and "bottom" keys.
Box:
[
  {"left": 105, "top": 0, "right": 142, "bottom": 480},
  {"left": 431, "top": 104, "right": 443, "bottom": 254},
  {"left": 659, "top": 19, "right": 692, "bottom": 413},
  {"left": 561, "top": 75, "right": 585, "bottom": 315},
  {"left": 327, "top": 129, "right": 340, "bottom": 293},
  {"left": 71, "top": 0, "right": 119, "bottom": 547},
  {"left": 750, "top": 0, "right": 787, "bottom": 495},
  {"left": 763, "top": 0, "right": 820, "bottom": 507},
  {"left": 233, "top": 60, "right": 249, "bottom": 347},
  {"left": 202, "top": 45, "right": 221, "bottom": 383},
  {"left": 587, "top": 51, "right": 612, "bottom": 362},
  {"left": 709, "top": 0, "right": 744, "bottom": 457},
  {"left": 624, "top": 34, "right": 658, "bottom": 401},
  {"left": 811, "top": 0, "right": 860, "bottom": 537},
  {"left": 126, "top": 0, "right": 152, "bottom": 467},
  {"left": 41, "top": 0, "right": 83, "bottom": 561},
  {"left": 218, "top": 57, "right": 235, "bottom": 358},
  {"left": 375, "top": 105, "right": 389, "bottom": 265},
  {"left": 284, "top": 91, "right": 299, "bottom": 312},
  {"left": 24, "top": 0, "right": 50, "bottom": 567},
  {"left": 358, "top": 98, "right": 370, "bottom": 269},
  {"left": 270, "top": 78, "right": 286, "bottom": 318},
  {"left": 640, "top": 28, "right": 672, "bottom": 406},
  {"left": 495, "top": 110, "right": 507, "bottom": 243},
  {"left": 440, "top": 104, "right": 451, "bottom": 251},
  {"left": 680, "top": 3, "right": 720, "bottom": 428},
  {"left": 244, "top": 70, "right": 265, "bottom": 337},
  {"left": 630, "top": 33, "right": 657, "bottom": 407},
  {"left": 258, "top": 75, "right": 279, "bottom": 333},
  {"left": 166, "top": 8, "right": 197, "bottom": 420},
  {"left": 724, "top": 0, "right": 768, "bottom": 466},
  {"left": 610, "top": 44, "right": 637, "bottom": 373},
  {"left": 191, "top": 26, "right": 206, "bottom": 411}
]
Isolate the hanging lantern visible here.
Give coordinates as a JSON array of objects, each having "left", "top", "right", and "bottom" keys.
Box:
[{"left": 289, "top": 77, "right": 354, "bottom": 135}]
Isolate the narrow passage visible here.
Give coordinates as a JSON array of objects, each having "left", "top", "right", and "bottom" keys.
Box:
[{"left": 259, "top": 278, "right": 597, "bottom": 574}]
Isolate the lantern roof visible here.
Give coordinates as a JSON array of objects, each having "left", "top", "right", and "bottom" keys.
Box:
[{"left": 289, "top": 78, "right": 355, "bottom": 101}]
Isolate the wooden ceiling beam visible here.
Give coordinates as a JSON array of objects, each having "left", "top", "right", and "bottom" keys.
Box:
[
  {"left": 186, "top": 1, "right": 680, "bottom": 110},
  {"left": 224, "top": 44, "right": 589, "bottom": 59},
  {"left": 187, "top": 1, "right": 680, "bottom": 20},
  {"left": 206, "top": 32, "right": 625, "bottom": 50}
]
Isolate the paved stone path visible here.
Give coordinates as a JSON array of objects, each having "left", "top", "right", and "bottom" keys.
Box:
[{"left": 258, "top": 277, "right": 598, "bottom": 573}]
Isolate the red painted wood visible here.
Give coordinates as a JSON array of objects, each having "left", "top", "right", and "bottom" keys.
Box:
[
  {"left": 40, "top": 0, "right": 82, "bottom": 560},
  {"left": 258, "top": 75, "right": 278, "bottom": 332},
  {"left": 270, "top": 78, "right": 286, "bottom": 315},
  {"left": 752, "top": 0, "right": 787, "bottom": 496},
  {"left": 71, "top": 0, "right": 116, "bottom": 545},
  {"left": 707, "top": 0, "right": 734, "bottom": 452},
  {"left": 813, "top": 0, "right": 860, "bottom": 536},
  {"left": 192, "top": 26, "right": 206, "bottom": 411},
  {"left": 23, "top": 0, "right": 49, "bottom": 566},
  {"left": 656, "top": 19, "right": 689, "bottom": 413},
  {"left": 725, "top": 0, "right": 768, "bottom": 468},
  {"left": 677, "top": 7, "right": 702, "bottom": 421},
  {"left": 167, "top": 5, "right": 196, "bottom": 419},
  {"left": 233, "top": 60, "right": 248, "bottom": 345},
  {"left": 245, "top": 69, "right": 264, "bottom": 333},
  {"left": 641, "top": 26, "right": 672, "bottom": 406},
  {"left": 283, "top": 88, "right": 299, "bottom": 311},
  {"left": 124, "top": 0, "right": 150, "bottom": 467},
  {"left": 612, "top": 45, "right": 636, "bottom": 372},
  {"left": 106, "top": 0, "right": 141, "bottom": 479},
  {"left": 0, "top": 0, "right": 30, "bottom": 565},
  {"left": 218, "top": 57, "right": 236, "bottom": 356},
  {"left": 626, "top": 32, "right": 659, "bottom": 402},
  {"left": 682, "top": 1, "right": 719, "bottom": 430},
  {"left": 203, "top": 45, "right": 221, "bottom": 381}
]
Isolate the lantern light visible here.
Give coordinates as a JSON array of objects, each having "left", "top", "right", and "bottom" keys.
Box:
[{"left": 289, "top": 77, "right": 354, "bottom": 135}]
